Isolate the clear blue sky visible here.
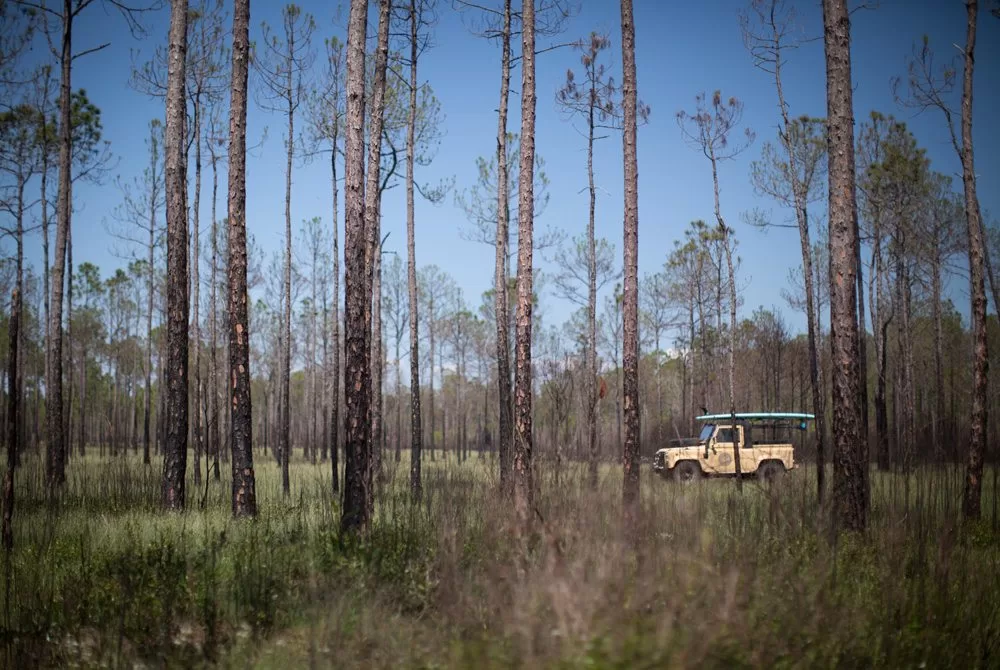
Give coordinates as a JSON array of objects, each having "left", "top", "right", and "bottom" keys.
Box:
[{"left": 19, "top": 0, "right": 1000, "bottom": 339}]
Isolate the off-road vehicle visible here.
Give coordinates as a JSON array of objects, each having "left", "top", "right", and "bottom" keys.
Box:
[{"left": 653, "top": 413, "right": 812, "bottom": 483}]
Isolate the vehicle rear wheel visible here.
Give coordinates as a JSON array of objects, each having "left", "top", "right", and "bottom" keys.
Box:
[
  {"left": 673, "top": 460, "right": 701, "bottom": 484},
  {"left": 757, "top": 460, "right": 785, "bottom": 484}
]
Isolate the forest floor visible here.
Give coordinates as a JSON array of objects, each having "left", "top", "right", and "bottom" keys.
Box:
[{"left": 3, "top": 449, "right": 1000, "bottom": 668}]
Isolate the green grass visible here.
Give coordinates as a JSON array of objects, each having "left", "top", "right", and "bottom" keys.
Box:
[{"left": 3, "top": 448, "right": 1000, "bottom": 668}]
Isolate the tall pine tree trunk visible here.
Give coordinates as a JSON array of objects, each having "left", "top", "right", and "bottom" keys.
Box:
[
  {"left": 228, "top": 0, "right": 257, "bottom": 518},
  {"left": 620, "top": 0, "right": 641, "bottom": 528},
  {"left": 513, "top": 0, "right": 536, "bottom": 525},
  {"left": 280, "top": 32, "right": 295, "bottom": 497},
  {"left": 192, "top": 101, "right": 203, "bottom": 488},
  {"left": 163, "top": 0, "right": 190, "bottom": 511},
  {"left": 961, "top": 0, "right": 987, "bottom": 520},
  {"left": 46, "top": 0, "right": 73, "bottom": 490},
  {"left": 341, "top": 0, "right": 373, "bottom": 533},
  {"left": 494, "top": 0, "right": 513, "bottom": 496},
  {"left": 823, "top": 0, "right": 867, "bottom": 531},
  {"left": 407, "top": 0, "right": 424, "bottom": 499},
  {"left": 330, "top": 128, "right": 341, "bottom": 494}
]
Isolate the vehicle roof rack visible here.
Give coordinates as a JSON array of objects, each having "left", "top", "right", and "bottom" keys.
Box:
[{"left": 695, "top": 412, "right": 816, "bottom": 422}]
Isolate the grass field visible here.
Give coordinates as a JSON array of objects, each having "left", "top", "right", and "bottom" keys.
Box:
[{"left": 3, "top": 449, "right": 1000, "bottom": 668}]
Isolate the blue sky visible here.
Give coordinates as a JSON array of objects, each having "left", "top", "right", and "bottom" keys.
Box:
[{"left": 16, "top": 0, "right": 1000, "bottom": 340}]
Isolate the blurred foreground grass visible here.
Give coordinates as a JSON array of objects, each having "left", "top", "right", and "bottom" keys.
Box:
[{"left": 2, "top": 448, "right": 999, "bottom": 668}]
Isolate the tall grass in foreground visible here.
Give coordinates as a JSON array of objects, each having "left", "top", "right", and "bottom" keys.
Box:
[{"left": 2, "top": 450, "right": 999, "bottom": 668}]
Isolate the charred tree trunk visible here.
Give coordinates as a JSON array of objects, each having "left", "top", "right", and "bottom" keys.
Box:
[{"left": 228, "top": 0, "right": 257, "bottom": 518}]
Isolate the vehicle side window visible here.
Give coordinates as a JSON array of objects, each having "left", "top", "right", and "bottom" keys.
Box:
[{"left": 716, "top": 428, "right": 734, "bottom": 443}]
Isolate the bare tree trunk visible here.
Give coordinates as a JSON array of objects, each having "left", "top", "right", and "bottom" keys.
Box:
[
  {"left": 371, "top": 221, "right": 384, "bottom": 483},
  {"left": 360, "top": 0, "right": 391, "bottom": 522},
  {"left": 3, "top": 289, "right": 20, "bottom": 555},
  {"left": 932, "top": 255, "right": 944, "bottom": 460},
  {"left": 143, "top": 138, "right": 157, "bottom": 466},
  {"left": 620, "top": 0, "right": 641, "bottom": 528},
  {"left": 513, "top": 0, "right": 536, "bottom": 525},
  {"left": 407, "top": 0, "right": 423, "bottom": 499},
  {"left": 331, "top": 130, "right": 340, "bottom": 494},
  {"left": 823, "top": 0, "right": 867, "bottom": 531},
  {"left": 46, "top": 0, "right": 73, "bottom": 490},
  {"left": 163, "top": 0, "right": 190, "bottom": 511},
  {"left": 280, "top": 30, "right": 295, "bottom": 498},
  {"left": 961, "top": 0, "right": 987, "bottom": 521},
  {"left": 209, "top": 143, "right": 220, "bottom": 480},
  {"left": 495, "top": 0, "right": 513, "bottom": 496},
  {"left": 428, "top": 297, "right": 435, "bottom": 460},
  {"left": 585, "top": 59, "right": 599, "bottom": 490},
  {"left": 708, "top": 149, "right": 742, "bottom": 492},
  {"left": 228, "top": 0, "right": 257, "bottom": 518},
  {"left": 192, "top": 101, "right": 203, "bottom": 488},
  {"left": 341, "top": 0, "right": 373, "bottom": 533}
]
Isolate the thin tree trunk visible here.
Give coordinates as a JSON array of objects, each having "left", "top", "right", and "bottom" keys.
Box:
[
  {"left": 210, "top": 142, "right": 220, "bottom": 480},
  {"left": 331, "top": 125, "right": 340, "bottom": 494},
  {"left": 512, "top": 0, "right": 536, "bottom": 525},
  {"left": 823, "top": 0, "right": 867, "bottom": 532},
  {"left": 3, "top": 289, "right": 20, "bottom": 557},
  {"left": 46, "top": 0, "right": 73, "bottom": 490},
  {"left": 620, "top": 0, "right": 641, "bottom": 528},
  {"left": 163, "top": 0, "right": 190, "bottom": 511},
  {"left": 280, "top": 27, "right": 295, "bottom": 498},
  {"left": 143, "top": 131, "right": 158, "bottom": 466},
  {"left": 192, "top": 100, "right": 203, "bottom": 488},
  {"left": 494, "top": 0, "right": 513, "bottom": 496},
  {"left": 708, "top": 147, "right": 742, "bottom": 492},
  {"left": 961, "top": 0, "right": 987, "bottom": 521},
  {"left": 586, "top": 59, "right": 599, "bottom": 489},
  {"left": 407, "top": 0, "right": 423, "bottom": 499},
  {"left": 228, "top": 0, "right": 257, "bottom": 518}
]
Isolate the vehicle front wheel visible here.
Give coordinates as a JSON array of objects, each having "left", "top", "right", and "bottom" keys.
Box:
[
  {"left": 673, "top": 460, "right": 701, "bottom": 484},
  {"left": 757, "top": 460, "right": 785, "bottom": 484}
]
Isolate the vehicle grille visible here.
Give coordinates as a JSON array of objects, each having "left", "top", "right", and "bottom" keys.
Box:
[{"left": 654, "top": 452, "right": 665, "bottom": 469}]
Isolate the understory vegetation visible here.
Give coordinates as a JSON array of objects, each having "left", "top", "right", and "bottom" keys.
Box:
[{"left": 4, "top": 452, "right": 1000, "bottom": 668}]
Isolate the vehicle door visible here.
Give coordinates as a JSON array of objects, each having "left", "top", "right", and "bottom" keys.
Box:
[
  {"left": 736, "top": 425, "right": 757, "bottom": 473},
  {"left": 705, "top": 425, "right": 737, "bottom": 474}
]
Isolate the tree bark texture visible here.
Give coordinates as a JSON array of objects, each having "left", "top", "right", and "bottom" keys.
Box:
[
  {"left": 822, "top": 0, "right": 867, "bottom": 532},
  {"left": 620, "top": 0, "right": 641, "bottom": 526},
  {"left": 341, "top": 0, "right": 372, "bottom": 534},
  {"left": 46, "top": 0, "right": 73, "bottom": 490},
  {"left": 163, "top": 0, "right": 190, "bottom": 511},
  {"left": 228, "top": 0, "right": 257, "bottom": 518},
  {"left": 495, "top": 0, "right": 513, "bottom": 496},
  {"left": 513, "top": 0, "right": 536, "bottom": 525},
  {"left": 961, "top": 0, "right": 987, "bottom": 521},
  {"left": 407, "top": 0, "right": 424, "bottom": 500}
]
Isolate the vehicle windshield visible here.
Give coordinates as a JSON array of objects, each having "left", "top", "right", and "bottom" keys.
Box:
[{"left": 698, "top": 424, "right": 715, "bottom": 443}]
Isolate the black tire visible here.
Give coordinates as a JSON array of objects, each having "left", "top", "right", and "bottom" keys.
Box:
[
  {"left": 757, "top": 460, "right": 785, "bottom": 484},
  {"left": 673, "top": 460, "right": 701, "bottom": 484}
]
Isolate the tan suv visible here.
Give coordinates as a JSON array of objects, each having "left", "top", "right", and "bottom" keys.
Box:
[{"left": 653, "top": 413, "right": 812, "bottom": 483}]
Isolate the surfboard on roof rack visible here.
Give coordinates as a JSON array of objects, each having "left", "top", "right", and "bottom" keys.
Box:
[{"left": 695, "top": 412, "right": 815, "bottom": 422}]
